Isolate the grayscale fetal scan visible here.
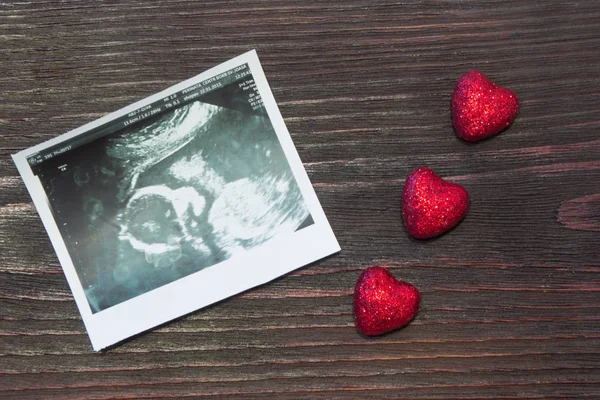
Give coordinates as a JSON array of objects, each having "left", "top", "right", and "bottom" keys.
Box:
[{"left": 34, "top": 77, "right": 313, "bottom": 312}]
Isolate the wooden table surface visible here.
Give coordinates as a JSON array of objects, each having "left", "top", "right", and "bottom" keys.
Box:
[{"left": 1, "top": 1, "right": 599, "bottom": 399}]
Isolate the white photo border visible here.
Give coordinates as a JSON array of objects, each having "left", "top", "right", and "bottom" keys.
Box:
[{"left": 12, "top": 50, "right": 340, "bottom": 351}]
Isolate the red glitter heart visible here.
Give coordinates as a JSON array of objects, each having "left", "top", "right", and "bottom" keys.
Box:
[
  {"left": 452, "top": 70, "right": 519, "bottom": 142},
  {"left": 402, "top": 166, "right": 469, "bottom": 239},
  {"left": 354, "top": 266, "right": 420, "bottom": 336}
]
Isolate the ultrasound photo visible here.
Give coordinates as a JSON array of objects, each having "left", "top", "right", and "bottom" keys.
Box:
[
  {"left": 35, "top": 86, "right": 313, "bottom": 312},
  {"left": 14, "top": 51, "right": 339, "bottom": 350}
]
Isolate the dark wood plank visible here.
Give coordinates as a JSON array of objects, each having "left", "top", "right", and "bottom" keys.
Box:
[{"left": 1, "top": 0, "right": 599, "bottom": 398}]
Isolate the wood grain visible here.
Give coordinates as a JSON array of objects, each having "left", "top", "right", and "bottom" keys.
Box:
[
  {"left": 1, "top": 0, "right": 599, "bottom": 399},
  {"left": 558, "top": 194, "right": 600, "bottom": 232}
]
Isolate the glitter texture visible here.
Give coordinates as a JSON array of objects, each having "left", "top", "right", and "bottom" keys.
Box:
[
  {"left": 452, "top": 70, "right": 519, "bottom": 142},
  {"left": 402, "top": 166, "right": 469, "bottom": 239},
  {"left": 353, "top": 266, "right": 420, "bottom": 336}
]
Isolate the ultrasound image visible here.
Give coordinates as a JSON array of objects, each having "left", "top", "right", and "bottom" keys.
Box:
[{"left": 38, "top": 86, "right": 312, "bottom": 313}]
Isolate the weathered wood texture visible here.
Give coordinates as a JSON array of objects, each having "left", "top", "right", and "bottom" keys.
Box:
[{"left": 1, "top": 1, "right": 599, "bottom": 398}]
